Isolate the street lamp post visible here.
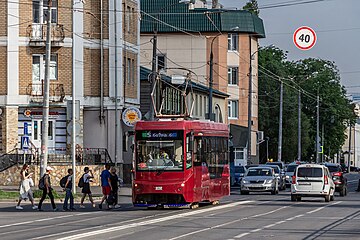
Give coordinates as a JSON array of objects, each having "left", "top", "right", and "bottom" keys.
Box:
[
  {"left": 247, "top": 37, "right": 259, "bottom": 164},
  {"left": 266, "top": 137, "right": 269, "bottom": 161}
]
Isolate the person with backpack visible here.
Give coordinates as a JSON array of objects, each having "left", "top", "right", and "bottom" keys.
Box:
[
  {"left": 61, "top": 169, "right": 75, "bottom": 211},
  {"left": 38, "top": 166, "right": 58, "bottom": 211},
  {"left": 79, "top": 167, "right": 96, "bottom": 208},
  {"left": 109, "top": 167, "right": 121, "bottom": 209},
  {"left": 99, "top": 164, "right": 112, "bottom": 209}
]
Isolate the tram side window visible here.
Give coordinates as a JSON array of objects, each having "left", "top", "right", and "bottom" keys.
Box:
[
  {"left": 194, "top": 137, "right": 202, "bottom": 166},
  {"left": 186, "top": 134, "right": 193, "bottom": 169}
]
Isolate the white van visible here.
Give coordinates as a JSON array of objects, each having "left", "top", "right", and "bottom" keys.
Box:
[{"left": 291, "top": 164, "right": 335, "bottom": 202}]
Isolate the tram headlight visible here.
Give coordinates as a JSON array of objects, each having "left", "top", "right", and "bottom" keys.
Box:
[{"left": 180, "top": 183, "right": 185, "bottom": 187}]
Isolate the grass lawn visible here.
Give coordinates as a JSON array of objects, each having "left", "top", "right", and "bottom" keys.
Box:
[{"left": 0, "top": 190, "right": 19, "bottom": 199}]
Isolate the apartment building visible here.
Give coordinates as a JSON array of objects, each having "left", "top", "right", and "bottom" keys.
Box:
[
  {"left": 0, "top": 0, "right": 140, "bottom": 168},
  {"left": 140, "top": 0, "right": 265, "bottom": 163}
]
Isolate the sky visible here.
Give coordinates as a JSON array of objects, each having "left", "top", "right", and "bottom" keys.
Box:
[{"left": 220, "top": 0, "right": 360, "bottom": 94}]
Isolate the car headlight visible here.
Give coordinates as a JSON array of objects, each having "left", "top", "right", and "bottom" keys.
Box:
[
  {"left": 285, "top": 175, "right": 290, "bottom": 179},
  {"left": 242, "top": 179, "right": 249, "bottom": 184},
  {"left": 265, "top": 179, "right": 274, "bottom": 184}
]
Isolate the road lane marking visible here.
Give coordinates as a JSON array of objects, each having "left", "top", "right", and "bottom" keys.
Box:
[
  {"left": 234, "top": 201, "right": 342, "bottom": 239},
  {"left": 168, "top": 204, "right": 292, "bottom": 240},
  {"left": 31, "top": 210, "right": 182, "bottom": 240},
  {"left": 55, "top": 201, "right": 253, "bottom": 240}
]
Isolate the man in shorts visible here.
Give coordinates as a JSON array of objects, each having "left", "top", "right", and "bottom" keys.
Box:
[{"left": 99, "top": 164, "right": 112, "bottom": 209}]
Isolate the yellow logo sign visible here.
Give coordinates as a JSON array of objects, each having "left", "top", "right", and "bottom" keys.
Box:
[{"left": 122, "top": 107, "right": 142, "bottom": 127}]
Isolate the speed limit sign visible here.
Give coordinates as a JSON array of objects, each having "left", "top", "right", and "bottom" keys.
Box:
[{"left": 293, "top": 26, "right": 317, "bottom": 50}]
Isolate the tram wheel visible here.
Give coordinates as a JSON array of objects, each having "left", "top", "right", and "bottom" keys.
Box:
[{"left": 211, "top": 200, "right": 220, "bottom": 205}]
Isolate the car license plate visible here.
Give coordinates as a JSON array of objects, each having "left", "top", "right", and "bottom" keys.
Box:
[
  {"left": 298, "top": 182, "right": 311, "bottom": 185},
  {"left": 155, "top": 186, "right": 163, "bottom": 190}
]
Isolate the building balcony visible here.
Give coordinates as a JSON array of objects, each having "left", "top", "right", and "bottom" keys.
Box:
[
  {"left": 27, "top": 24, "right": 65, "bottom": 47},
  {"left": 26, "top": 82, "right": 65, "bottom": 103}
]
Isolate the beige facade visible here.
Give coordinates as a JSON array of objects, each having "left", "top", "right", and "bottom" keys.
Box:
[{"left": 0, "top": 0, "right": 140, "bottom": 173}]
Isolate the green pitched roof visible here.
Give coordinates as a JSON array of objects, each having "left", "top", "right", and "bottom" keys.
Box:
[{"left": 140, "top": 0, "right": 265, "bottom": 38}]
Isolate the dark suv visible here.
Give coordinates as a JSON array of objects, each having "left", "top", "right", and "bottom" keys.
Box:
[{"left": 324, "top": 163, "right": 347, "bottom": 196}]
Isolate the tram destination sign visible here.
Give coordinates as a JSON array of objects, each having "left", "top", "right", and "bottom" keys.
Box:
[{"left": 137, "top": 130, "right": 183, "bottom": 140}]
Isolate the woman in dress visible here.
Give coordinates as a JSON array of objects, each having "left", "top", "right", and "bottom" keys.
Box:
[{"left": 16, "top": 164, "right": 37, "bottom": 210}]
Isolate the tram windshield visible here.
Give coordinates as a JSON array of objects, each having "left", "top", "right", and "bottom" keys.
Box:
[{"left": 136, "top": 130, "right": 184, "bottom": 171}]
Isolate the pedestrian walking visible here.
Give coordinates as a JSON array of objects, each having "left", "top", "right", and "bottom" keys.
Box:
[
  {"left": 38, "top": 166, "right": 58, "bottom": 211},
  {"left": 99, "top": 164, "right": 112, "bottom": 209},
  {"left": 62, "top": 169, "right": 75, "bottom": 211},
  {"left": 16, "top": 164, "right": 37, "bottom": 210},
  {"left": 79, "top": 167, "right": 96, "bottom": 208},
  {"left": 109, "top": 167, "right": 121, "bottom": 209},
  {"left": 356, "top": 168, "right": 360, "bottom": 192}
]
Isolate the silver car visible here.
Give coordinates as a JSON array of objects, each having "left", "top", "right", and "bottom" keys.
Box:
[{"left": 241, "top": 167, "right": 279, "bottom": 195}]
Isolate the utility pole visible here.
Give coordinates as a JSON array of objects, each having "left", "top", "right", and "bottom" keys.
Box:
[
  {"left": 40, "top": 0, "right": 52, "bottom": 177},
  {"left": 114, "top": 0, "right": 119, "bottom": 165},
  {"left": 321, "top": 124, "right": 324, "bottom": 163},
  {"left": 150, "top": 18, "right": 157, "bottom": 120},
  {"left": 266, "top": 137, "right": 269, "bottom": 162},
  {"left": 277, "top": 80, "right": 283, "bottom": 162},
  {"left": 247, "top": 36, "right": 252, "bottom": 165},
  {"left": 348, "top": 124, "right": 352, "bottom": 173},
  {"left": 298, "top": 89, "right": 301, "bottom": 161},
  {"left": 316, "top": 94, "right": 320, "bottom": 163}
]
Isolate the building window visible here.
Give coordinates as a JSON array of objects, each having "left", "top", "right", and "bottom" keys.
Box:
[
  {"left": 33, "top": 0, "right": 58, "bottom": 23},
  {"left": 32, "top": 54, "right": 58, "bottom": 82},
  {"left": 234, "top": 148, "right": 245, "bottom": 160},
  {"left": 228, "top": 100, "right": 238, "bottom": 119},
  {"left": 228, "top": 33, "right": 238, "bottom": 51},
  {"left": 199, "top": 95, "right": 203, "bottom": 117},
  {"left": 127, "top": 58, "right": 131, "bottom": 84},
  {"left": 126, "top": 6, "right": 131, "bottom": 33},
  {"left": 228, "top": 67, "right": 238, "bottom": 85},
  {"left": 156, "top": 54, "right": 166, "bottom": 72},
  {"left": 132, "top": 59, "right": 135, "bottom": 85}
]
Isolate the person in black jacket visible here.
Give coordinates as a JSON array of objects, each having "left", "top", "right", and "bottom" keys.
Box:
[
  {"left": 38, "top": 167, "right": 58, "bottom": 211},
  {"left": 109, "top": 167, "right": 121, "bottom": 209}
]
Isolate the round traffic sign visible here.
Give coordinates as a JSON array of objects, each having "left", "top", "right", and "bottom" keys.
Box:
[{"left": 293, "top": 26, "right": 317, "bottom": 50}]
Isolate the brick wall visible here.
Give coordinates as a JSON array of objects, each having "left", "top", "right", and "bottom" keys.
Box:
[
  {"left": 57, "top": 47, "right": 73, "bottom": 95},
  {"left": 123, "top": 0, "right": 138, "bottom": 45},
  {"left": 84, "top": 48, "right": 109, "bottom": 97},
  {"left": 0, "top": 47, "right": 7, "bottom": 95},
  {"left": 2, "top": 107, "right": 19, "bottom": 152},
  {"left": 123, "top": 50, "right": 138, "bottom": 99},
  {"left": 0, "top": 1, "right": 7, "bottom": 36},
  {"left": 18, "top": 47, "right": 32, "bottom": 95},
  {"left": 18, "top": 47, "right": 72, "bottom": 96},
  {"left": 84, "top": 0, "right": 109, "bottom": 40},
  {"left": 58, "top": 0, "right": 73, "bottom": 38},
  {"left": 19, "top": 0, "right": 32, "bottom": 37}
]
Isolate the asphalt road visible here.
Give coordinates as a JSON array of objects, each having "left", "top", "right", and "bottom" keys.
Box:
[{"left": 0, "top": 174, "right": 359, "bottom": 240}]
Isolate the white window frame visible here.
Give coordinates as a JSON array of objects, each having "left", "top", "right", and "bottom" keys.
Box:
[
  {"left": 228, "top": 33, "right": 238, "bottom": 51},
  {"left": 228, "top": 67, "right": 238, "bottom": 85},
  {"left": 33, "top": 0, "right": 58, "bottom": 24},
  {"left": 156, "top": 54, "right": 166, "bottom": 72},
  {"left": 234, "top": 147, "right": 245, "bottom": 161},
  {"left": 228, "top": 100, "right": 238, "bottom": 119},
  {"left": 32, "top": 54, "right": 58, "bottom": 82}
]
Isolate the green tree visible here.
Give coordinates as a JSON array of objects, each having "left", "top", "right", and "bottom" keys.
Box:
[
  {"left": 258, "top": 47, "right": 356, "bottom": 162},
  {"left": 243, "top": 0, "right": 260, "bottom": 16}
]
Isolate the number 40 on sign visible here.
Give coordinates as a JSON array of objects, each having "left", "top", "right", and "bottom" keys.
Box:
[{"left": 293, "top": 26, "right": 317, "bottom": 50}]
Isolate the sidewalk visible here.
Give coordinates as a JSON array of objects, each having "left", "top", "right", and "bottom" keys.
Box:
[{"left": 0, "top": 185, "right": 132, "bottom": 202}]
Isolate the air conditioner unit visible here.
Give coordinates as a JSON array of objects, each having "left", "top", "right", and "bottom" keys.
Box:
[{"left": 257, "top": 131, "right": 264, "bottom": 142}]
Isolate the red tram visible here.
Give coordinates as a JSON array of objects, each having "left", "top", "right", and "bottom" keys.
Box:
[{"left": 132, "top": 119, "right": 230, "bottom": 208}]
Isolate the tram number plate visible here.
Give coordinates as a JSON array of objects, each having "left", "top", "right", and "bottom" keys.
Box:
[{"left": 155, "top": 186, "right": 163, "bottom": 190}]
